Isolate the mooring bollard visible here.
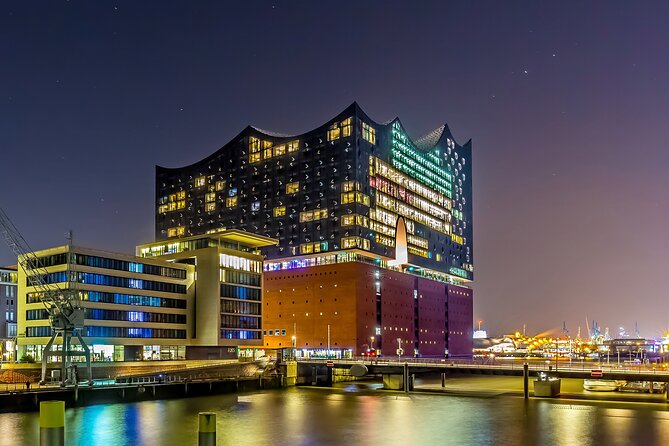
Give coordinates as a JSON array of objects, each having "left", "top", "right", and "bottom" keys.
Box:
[
  {"left": 40, "top": 401, "right": 65, "bottom": 446},
  {"left": 198, "top": 412, "right": 216, "bottom": 446},
  {"left": 441, "top": 372, "right": 446, "bottom": 387}
]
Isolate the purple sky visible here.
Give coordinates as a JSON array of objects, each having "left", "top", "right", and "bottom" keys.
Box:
[{"left": 2, "top": 1, "right": 668, "bottom": 338}]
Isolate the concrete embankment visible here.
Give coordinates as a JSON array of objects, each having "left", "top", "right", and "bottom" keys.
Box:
[{"left": 0, "top": 376, "right": 282, "bottom": 413}]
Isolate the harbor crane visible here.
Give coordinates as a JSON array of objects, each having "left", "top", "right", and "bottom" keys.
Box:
[{"left": 0, "top": 208, "right": 92, "bottom": 386}]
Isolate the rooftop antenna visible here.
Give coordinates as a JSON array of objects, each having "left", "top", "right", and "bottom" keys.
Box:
[
  {"left": 66, "top": 229, "right": 73, "bottom": 247},
  {"left": 634, "top": 322, "right": 640, "bottom": 339}
]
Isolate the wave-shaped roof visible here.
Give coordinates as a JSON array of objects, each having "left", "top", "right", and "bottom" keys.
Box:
[
  {"left": 157, "top": 102, "right": 469, "bottom": 171},
  {"left": 414, "top": 125, "right": 446, "bottom": 151}
]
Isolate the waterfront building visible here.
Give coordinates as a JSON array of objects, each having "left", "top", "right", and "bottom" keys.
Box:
[
  {"left": 0, "top": 267, "right": 18, "bottom": 361},
  {"left": 17, "top": 245, "right": 194, "bottom": 362},
  {"left": 137, "top": 230, "right": 276, "bottom": 359},
  {"left": 156, "top": 103, "right": 474, "bottom": 357},
  {"left": 16, "top": 233, "right": 274, "bottom": 362}
]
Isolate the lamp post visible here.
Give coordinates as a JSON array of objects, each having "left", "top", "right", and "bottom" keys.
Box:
[
  {"left": 292, "top": 322, "right": 297, "bottom": 359},
  {"left": 370, "top": 336, "right": 375, "bottom": 355}
]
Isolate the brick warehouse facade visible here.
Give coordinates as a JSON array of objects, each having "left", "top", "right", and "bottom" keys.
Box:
[{"left": 262, "top": 262, "right": 472, "bottom": 357}]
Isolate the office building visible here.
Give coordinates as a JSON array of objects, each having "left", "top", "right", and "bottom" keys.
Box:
[
  {"left": 0, "top": 267, "right": 18, "bottom": 361},
  {"left": 137, "top": 230, "right": 276, "bottom": 359},
  {"left": 17, "top": 245, "right": 194, "bottom": 362}
]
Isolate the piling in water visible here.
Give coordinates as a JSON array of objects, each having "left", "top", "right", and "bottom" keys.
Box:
[
  {"left": 40, "top": 401, "right": 65, "bottom": 446},
  {"left": 198, "top": 412, "right": 216, "bottom": 446}
]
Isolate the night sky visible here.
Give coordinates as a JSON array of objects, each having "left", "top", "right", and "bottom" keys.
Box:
[{"left": 2, "top": 1, "right": 669, "bottom": 338}]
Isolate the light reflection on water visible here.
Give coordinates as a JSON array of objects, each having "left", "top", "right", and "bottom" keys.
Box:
[{"left": 0, "top": 389, "right": 668, "bottom": 446}]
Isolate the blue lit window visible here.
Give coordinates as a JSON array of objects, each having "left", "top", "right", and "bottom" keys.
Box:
[
  {"left": 129, "top": 262, "right": 144, "bottom": 273},
  {"left": 128, "top": 311, "right": 144, "bottom": 322},
  {"left": 129, "top": 279, "right": 143, "bottom": 289}
]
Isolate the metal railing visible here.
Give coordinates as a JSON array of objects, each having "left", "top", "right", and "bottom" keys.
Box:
[{"left": 296, "top": 357, "right": 669, "bottom": 376}]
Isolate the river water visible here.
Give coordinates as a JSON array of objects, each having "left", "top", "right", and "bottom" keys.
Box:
[{"left": 1, "top": 384, "right": 668, "bottom": 445}]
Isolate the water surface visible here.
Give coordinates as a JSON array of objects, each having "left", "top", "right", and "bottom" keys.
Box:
[{"left": 1, "top": 385, "right": 667, "bottom": 445}]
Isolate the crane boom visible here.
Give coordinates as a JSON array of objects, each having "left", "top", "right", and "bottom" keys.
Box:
[{"left": 0, "top": 208, "right": 91, "bottom": 386}]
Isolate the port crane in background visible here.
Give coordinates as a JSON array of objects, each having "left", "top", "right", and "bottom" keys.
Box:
[{"left": 0, "top": 208, "right": 92, "bottom": 386}]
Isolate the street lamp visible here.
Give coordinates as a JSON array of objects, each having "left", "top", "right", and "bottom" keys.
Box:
[{"left": 370, "top": 336, "right": 375, "bottom": 355}]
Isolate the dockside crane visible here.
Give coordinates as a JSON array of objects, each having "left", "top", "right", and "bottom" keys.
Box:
[{"left": 0, "top": 208, "right": 92, "bottom": 386}]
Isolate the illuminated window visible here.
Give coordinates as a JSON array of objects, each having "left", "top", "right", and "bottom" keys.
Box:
[
  {"left": 220, "top": 254, "right": 262, "bottom": 273},
  {"left": 215, "top": 181, "right": 225, "bottom": 191},
  {"left": 195, "top": 176, "right": 206, "bottom": 187},
  {"left": 341, "top": 215, "right": 355, "bottom": 226},
  {"left": 299, "top": 209, "right": 328, "bottom": 223},
  {"left": 158, "top": 205, "right": 169, "bottom": 214},
  {"left": 263, "top": 148, "right": 273, "bottom": 159},
  {"left": 375, "top": 234, "right": 395, "bottom": 247},
  {"left": 249, "top": 153, "right": 261, "bottom": 163},
  {"left": 327, "top": 124, "right": 340, "bottom": 141},
  {"left": 287, "top": 140, "right": 299, "bottom": 152},
  {"left": 226, "top": 197, "right": 238, "bottom": 207},
  {"left": 341, "top": 237, "right": 370, "bottom": 250},
  {"left": 251, "top": 201, "right": 260, "bottom": 212},
  {"left": 300, "top": 242, "right": 328, "bottom": 254},
  {"left": 356, "top": 192, "right": 370, "bottom": 207},
  {"left": 341, "top": 192, "right": 355, "bottom": 204},
  {"left": 362, "top": 122, "right": 376, "bottom": 144},
  {"left": 177, "top": 191, "right": 186, "bottom": 200},
  {"left": 168, "top": 202, "right": 177, "bottom": 211},
  {"left": 177, "top": 200, "right": 186, "bottom": 210},
  {"left": 342, "top": 181, "right": 359, "bottom": 192},
  {"left": 341, "top": 117, "right": 352, "bottom": 137},
  {"left": 205, "top": 192, "right": 216, "bottom": 202},
  {"left": 167, "top": 226, "right": 185, "bottom": 238},
  {"left": 205, "top": 203, "right": 216, "bottom": 212},
  {"left": 300, "top": 243, "right": 314, "bottom": 254},
  {"left": 273, "top": 206, "right": 286, "bottom": 217},
  {"left": 263, "top": 140, "right": 273, "bottom": 149},
  {"left": 249, "top": 136, "right": 261, "bottom": 153},
  {"left": 356, "top": 215, "right": 369, "bottom": 227},
  {"left": 286, "top": 182, "right": 299, "bottom": 194},
  {"left": 273, "top": 144, "right": 286, "bottom": 157}
]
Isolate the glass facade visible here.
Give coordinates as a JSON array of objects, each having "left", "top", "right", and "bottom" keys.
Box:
[
  {"left": 155, "top": 102, "right": 473, "bottom": 282},
  {"left": 27, "top": 291, "right": 187, "bottom": 308},
  {"left": 29, "top": 272, "right": 187, "bottom": 294},
  {"left": 0, "top": 268, "right": 18, "bottom": 344},
  {"left": 19, "top": 247, "right": 192, "bottom": 351},
  {"left": 32, "top": 253, "right": 186, "bottom": 279},
  {"left": 26, "top": 326, "right": 186, "bottom": 339},
  {"left": 219, "top": 252, "right": 262, "bottom": 341}
]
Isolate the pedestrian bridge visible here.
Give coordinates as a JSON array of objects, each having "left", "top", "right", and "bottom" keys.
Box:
[{"left": 293, "top": 358, "right": 669, "bottom": 399}]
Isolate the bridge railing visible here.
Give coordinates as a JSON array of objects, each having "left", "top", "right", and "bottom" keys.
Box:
[{"left": 296, "top": 357, "right": 669, "bottom": 376}]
